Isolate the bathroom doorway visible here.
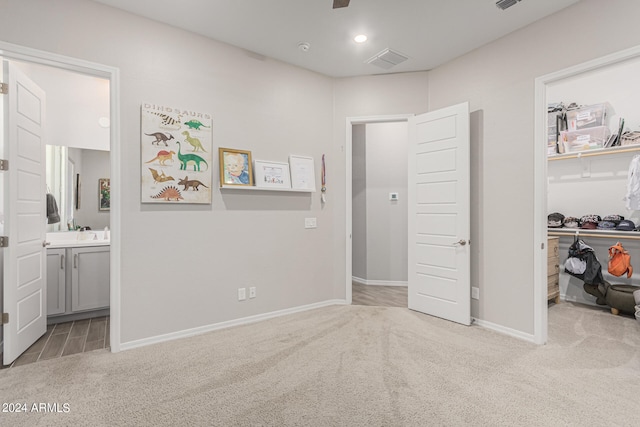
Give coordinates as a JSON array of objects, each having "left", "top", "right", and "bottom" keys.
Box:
[{"left": 0, "top": 42, "right": 121, "bottom": 366}]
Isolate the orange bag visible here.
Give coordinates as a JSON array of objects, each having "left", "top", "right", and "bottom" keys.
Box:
[{"left": 608, "top": 242, "right": 633, "bottom": 278}]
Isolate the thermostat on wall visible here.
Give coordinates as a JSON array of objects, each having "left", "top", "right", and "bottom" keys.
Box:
[{"left": 389, "top": 193, "right": 399, "bottom": 201}]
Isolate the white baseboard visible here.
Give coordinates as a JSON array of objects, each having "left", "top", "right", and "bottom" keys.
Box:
[
  {"left": 352, "top": 276, "right": 407, "bottom": 287},
  {"left": 472, "top": 317, "right": 537, "bottom": 344},
  {"left": 120, "top": 299, "right": 348, "bottom": 352}
]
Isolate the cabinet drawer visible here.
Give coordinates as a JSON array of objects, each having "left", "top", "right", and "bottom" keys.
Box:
[
  {"left": 547, "top": 257, "right": 560, "bottom": 277},
  {"left": 548, "top": 237, "right": 559, "bottom": 258},
  {"left": 547, "top": 274, "right": 559, "bottom": 297}
]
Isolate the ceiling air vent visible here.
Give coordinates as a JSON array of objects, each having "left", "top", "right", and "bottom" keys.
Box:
[
  {"left": 365, "top": 48, "right": 409, "bottom": 70},
  {"left": 496, "top": 0, "right": 522, "bottom": 10}
]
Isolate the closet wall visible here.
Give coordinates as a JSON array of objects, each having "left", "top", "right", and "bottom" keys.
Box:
[{"left": 547, "top": 55, "right": 640, "bottom": 306}]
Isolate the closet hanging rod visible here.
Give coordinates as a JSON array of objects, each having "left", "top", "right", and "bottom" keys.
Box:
[
  {"left": 548, "top": 230, "right": 640, "bottom": 241},
  {"left": 548, "top": 145, "right": 640, "bottom": 161}
]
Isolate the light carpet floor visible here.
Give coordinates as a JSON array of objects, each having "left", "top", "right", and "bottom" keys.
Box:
[{"left": 1, "top": 303, "right": 639, "bottom": 426}]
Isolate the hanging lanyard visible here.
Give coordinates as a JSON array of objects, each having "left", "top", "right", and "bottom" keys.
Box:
[{"left": 321, "top": 154, "right": 326, "bottom": 191}]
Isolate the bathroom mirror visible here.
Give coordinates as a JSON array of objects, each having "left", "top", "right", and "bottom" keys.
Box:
[{"left": 46, "top": 145, "right": 111, "bottom": 232}]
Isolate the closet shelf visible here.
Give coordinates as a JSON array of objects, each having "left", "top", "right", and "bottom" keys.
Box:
[
  {"left": 548, "top": 228, "right": 640, "bottom": 241},
  {"left": 548, "top": 145, "right": 640, "bottom": 161}
]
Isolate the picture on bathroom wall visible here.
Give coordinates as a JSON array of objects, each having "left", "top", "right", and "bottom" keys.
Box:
[
  {"left": 140, "top": 103, "right": 213, "bottom": 204},
  {"left": 75, "top": 173, "right": 81, "bottom": 209},
  {"left": 99, "top": 178, "right": 110, "bottom": 211}
]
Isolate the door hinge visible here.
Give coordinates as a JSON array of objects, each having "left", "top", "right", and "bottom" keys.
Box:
[
  {"left": 0, "top": 159, "right": 7, "bottom": 171},
  {"left": 0, "top": 82, "right": 7, "bottom": 95},
  {"left": 0, "top": 236, "right": 8, "bottom": 247},
  {"left": 1, "top": 313, "right": 8, "bottom": 325}
]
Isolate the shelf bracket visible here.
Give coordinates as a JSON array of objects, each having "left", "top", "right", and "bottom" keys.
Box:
[{"left": 579, "top": 153, "right": 591, "bottom": 178}]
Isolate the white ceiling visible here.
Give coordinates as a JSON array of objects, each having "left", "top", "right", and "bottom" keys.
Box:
[{"left": 92, "top": 0, "right": 580, "bottom": 78}]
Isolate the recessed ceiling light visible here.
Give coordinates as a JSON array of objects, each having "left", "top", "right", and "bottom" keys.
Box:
[{"left": 354, "top": 34, "right": 367, "bottom": 43}]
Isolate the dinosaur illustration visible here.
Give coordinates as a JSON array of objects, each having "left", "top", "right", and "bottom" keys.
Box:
[
  {"left": 178, "top": 176, "right": 209, "bottom": 191},
  {"left": 145, "top": 132, "right": 175, "bottom": 146},
  {"left": 151, "top": 186, "right": 183, "bottom": 201},
  {"left": 181, "top": 130, "right": 207, "bottom": 152},
  {"left": 183, "top": 120, "right": 210, "bottom": 130},
  {"left": 149, "top": 168, "right": 175, "bottom": 184},
  {"left": 147, "top": 111, "right": 182, "bottom": 129},
  {"left": 145, "top": 150, "right": 176, "bottom": 165},
  {"left": 176, "top": 141, "right": 208, "bottom": 171}
]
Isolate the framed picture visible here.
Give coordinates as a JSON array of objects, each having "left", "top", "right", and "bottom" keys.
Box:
[
  {"left": 289, "top": 155, "right": 316, "bottom": 191},
  {"left": 75, "top": 173, "right": 81, "bottom": 209},
  {"left": 254, "top": 160, "right": 291, "bottom": 189},
  {"left": 99, "top": 178, "right": 110, "bottom": 211},
  {"left": 219, "top": 148, "right": 253, "bottom": 186},
  {"left": 140, "top": 103, "right": 213, "bottom": 204}
]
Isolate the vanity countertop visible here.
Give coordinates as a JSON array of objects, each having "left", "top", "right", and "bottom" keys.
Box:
[{"left": 46, "top": 231, "right": 110, "bottom": 249}]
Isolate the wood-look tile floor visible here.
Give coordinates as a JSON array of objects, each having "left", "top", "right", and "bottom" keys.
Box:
[
  {"left": 352, "top": 282, "right": 408, "bottom": 307},
  {"left": 4, "top": 316, "right": 110, "bottom": 368}
]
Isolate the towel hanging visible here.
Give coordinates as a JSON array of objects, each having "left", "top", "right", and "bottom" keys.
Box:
[{"left": 46, "top": 193, "right": 60, "bottom": 224}]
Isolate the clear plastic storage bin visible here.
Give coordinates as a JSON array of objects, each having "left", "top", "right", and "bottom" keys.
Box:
[
  {"left": 560, "top": 126, "right": 610, "bottom": 152},
  {"left": 566, "top": 103, "right": 609, "bottom": 131}
]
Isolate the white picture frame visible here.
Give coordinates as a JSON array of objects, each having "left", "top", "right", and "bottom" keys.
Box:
[
  {"left": 254, "top": 160, "right": 291, "bottom": 189},
  {"left": 289, "top": 155, "right": 316, "bottom": 191}
]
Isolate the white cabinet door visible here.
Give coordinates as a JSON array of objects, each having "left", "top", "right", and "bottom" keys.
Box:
[
  {"left": 71, "top": 246, "right": 110, "bottom": 312},
  {"left": 46, "top": 249, "right": 66, "bottom": 315}
]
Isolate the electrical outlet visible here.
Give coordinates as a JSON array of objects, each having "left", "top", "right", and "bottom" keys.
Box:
[
  {"left": 305, "top": 218, "right": 317, "bottom": 229},
  {"left": 471, "top": 287, "right": 480, "bottom": 300},
  {"left": 249, "top": 287, "right": 256, "bottom": 299},
  {"left": 238, "top": 288, "right": 246, "bottom": 301}
]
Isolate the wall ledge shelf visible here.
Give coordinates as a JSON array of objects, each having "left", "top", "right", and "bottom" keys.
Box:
[
  {"left": 548, "top": 228, "right": 640, "bottom": 240},
  {"left": 548, "top": 145, "right": 640, "bottom": 161},
  {"left": 219, "top": 185, "right": 315, "bottom": 193}
]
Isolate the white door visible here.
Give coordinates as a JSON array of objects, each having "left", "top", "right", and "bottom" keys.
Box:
[
  {"left": 2, "top": 61, "right": 47, "bottom": 365},
  {"left": 408, "top": 102, "right": 470, "bottom": 325}
]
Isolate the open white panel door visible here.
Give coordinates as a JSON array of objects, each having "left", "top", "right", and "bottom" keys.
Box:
[
  {"left": 2, "top": 61, "right": 47, "bottom": 365},
  {"left": 408, "top": 102, "right": 470, "bottom": 325}
]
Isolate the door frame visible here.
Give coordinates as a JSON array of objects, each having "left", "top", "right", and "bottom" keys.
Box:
[
  {"left": 0, "top": 41, "right": 122, "bottom": 352},
  {"left": 345, "top": 114, "right": 414, "bottom": 304},
  {"left": 533, "top": 44, "right": 640, "bottom": 345}
]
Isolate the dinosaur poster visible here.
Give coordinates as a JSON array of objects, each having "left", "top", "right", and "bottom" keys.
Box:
[{"left": 140, "top": 103, "right": 213, "bottom": 204}]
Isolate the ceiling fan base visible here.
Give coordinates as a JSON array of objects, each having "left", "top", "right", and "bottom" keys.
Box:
[{"left": 333, "top": 0, "right": 351, "bottom": 9}]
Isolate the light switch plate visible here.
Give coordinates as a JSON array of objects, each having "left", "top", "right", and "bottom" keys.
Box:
[
  {"left": 389, "top": 192, "right": 399, "bottom": 201},
  {"left": 305, "top": 218, "right": 317, "bottom": 229}
]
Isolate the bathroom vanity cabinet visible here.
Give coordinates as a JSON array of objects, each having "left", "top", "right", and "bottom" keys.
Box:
[{"left": 46, "top": 245, "right": 110, "bottom": 321}]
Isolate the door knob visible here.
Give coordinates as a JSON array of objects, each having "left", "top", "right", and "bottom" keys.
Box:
[
  {"left": 452, "top": 239, "right": 467, "bottom": 246},
  {"left": 43, "top": 241, "right": 50, "bottom": 247}
]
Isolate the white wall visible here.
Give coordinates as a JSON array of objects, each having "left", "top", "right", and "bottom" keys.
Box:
[
  {"left": 352, "top": 124, "right": 366, "bottom": 280},
  {"left": 427, "top": 0, "right": 640, "bottom": 334},
  {"left": 75, "top": 149, "right": 110, "bottom": 230},
  {"left": 14, "top": 61, "right": 110, "bottom": 151},
  {"left": 0, "top": 0, "right": 335, "bottom": 345},
  {"left": 352, "top": 122, "right": 409, "bottom": 285},
  {"left": 364, "top": 122, "right": 408, "bottom": 283}
]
